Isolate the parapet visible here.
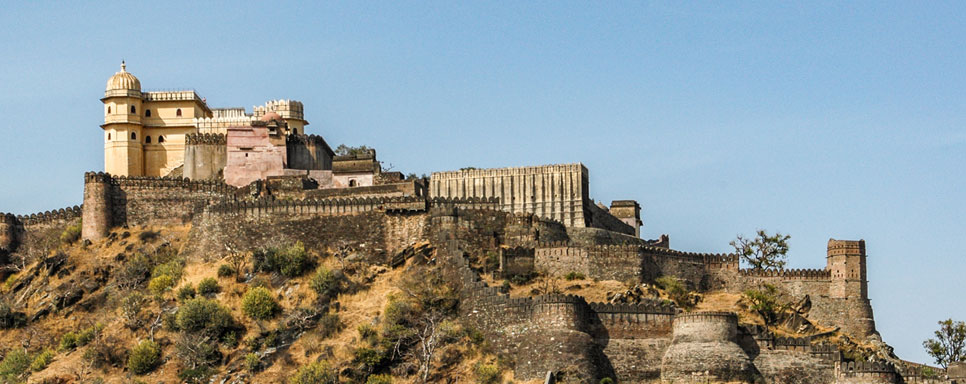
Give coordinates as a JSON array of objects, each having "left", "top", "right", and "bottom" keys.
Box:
[
  {"left": 430, "top": 163, "right": 588, "bottom": 179},
  {"left": 738, "top": 268, "right": 832, "bottom": 280},
  {"left": 185, "top": 133, "right": 226, "bottom": 145},
  {"left": 16, "top": 206, "right": 83, "bottom": 226},
  {"left": 828, "top": 238, "right": 866, "bottom": 257}
]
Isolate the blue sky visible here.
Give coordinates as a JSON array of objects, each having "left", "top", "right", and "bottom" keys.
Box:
[{"left": 1, "top": 1, "right": 963, "bottom": 364}]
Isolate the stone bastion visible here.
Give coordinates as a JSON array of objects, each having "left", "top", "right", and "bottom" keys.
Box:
[{"left": 661, "top": 311, "right": 760, "bottom": 383}]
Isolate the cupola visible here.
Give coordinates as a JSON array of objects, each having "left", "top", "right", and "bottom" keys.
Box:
[{"left": 105, "top": 61, "right": 141, "bottom": 97}]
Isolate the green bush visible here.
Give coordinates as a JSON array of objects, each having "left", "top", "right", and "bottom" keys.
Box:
[
  {"left": 152, "top": 259, "right": 184, "bottom": 283},
  {"left": 242, "top": 287, "right": 280, "bottom": 320},
  {"left": 0, "top": 348, "right": 31, "bottom": 382},
  {"left": 127, "top": 340, "right": 161, "bottom": 375},
  {"left": 289, "top": 361, "right": 337, "bottom": 384},
  {"left": 30, "top": 348, "right": 55, "bottom": 372},
  {"left": 600, "top": 378, "right": 615, "bottom": 384},
  {"left": 76, "top": 323, "right": 104, "bottom": 347},
  {"left": 743, "top": 283, "right": 784, "bottom": 324},
  {"left": 60, "top": 221, "right": 82, "bottom": 244},
  {"left": 58, "top": 332, "right": 78, "bottom": 351},
  {"left": 656, "top": 276, "right": 691, "bottom": 309},
  {"left": 310, "top": 266, "right": 342, "bottom": 302},
  {"left": 197, "top": 278, "right": 220, "bottom": 296},
  {"left": 353, "top": 347, "right": 385, "bottom": 372},
  {"left": 177, "top": 285, "right": 196, "bottom": 301},
  {"left": 217, "top": 264, "right": 235, "bottom": 278},
  {"left": 116, "top": 253, "right": 153, "bottom": 289},
  {"left": 175, "top": 298, "right": 236, "bottom": 337},
  {"left": 148, "top": 274, "right": 175, "bottom": 296},
  {"left": 564, "top": 271, "right": 586, "bottom": 281},
  {"left": 253, "top": 241, "right": 313, "bottom": 278},
  {"left": 474, "top": 362, "right": 501, "bottom": 384},
  {"left": 244, "top": 352, "right": 261, "bottom": 372},
  {"left": 366, "top": 373, "right": 393, "bottom": 384},
  {"left": 178, "top": 366, "right": 212, "bottom": 384}
]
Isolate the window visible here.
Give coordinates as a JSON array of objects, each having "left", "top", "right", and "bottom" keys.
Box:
[
  {"left": 107, "top": 133, "right": 111, "bottom": 140},
  {"left": 176, "top": 108, "right": 182, "bottom": 117},
  {"left": 158, "top": 136, "right": 165, "bottom": 143},
  {"left": 131, "top": 132, "right": 136, "bottom": 140},
  {"left": 145, "top": 136, "right": 152, "bottom": 144},
  {"left": 145, "top": 109, "right": 151, "bottom": 117},
  {"left": 107, "top": 106, "right": 111, "bottom": 114},
  {"left": 349, "top": 179, "right": 357, "bottom": 187},
  {"left": 130, "top": 105, "right": 136, "bottom": 114}
]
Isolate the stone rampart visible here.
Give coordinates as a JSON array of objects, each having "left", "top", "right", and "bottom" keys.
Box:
[
  {"left": 286, "top": 134, "right": 333, "bottom": 171},
  {"left": 661, "top": 311, "right": 760, "bottom": 383},
  {"left": 835, "top": 361, "right": 898, "bottom": 384},
  {"left": 81, "top": 172, "right": 237, "bottom": 239}
]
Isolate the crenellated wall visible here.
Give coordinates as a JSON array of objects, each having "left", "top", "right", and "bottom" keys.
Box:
[{"left": 81, "top": 172, "right": 237, "bottom": 240}]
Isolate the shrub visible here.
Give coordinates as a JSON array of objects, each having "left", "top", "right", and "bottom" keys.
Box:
[
  {"left": 76, "top": 323, "right": 104, "bottom": 346},
  {"left": 175, "top": 334, "right": 220, "bottom": 373},
  {"left": 366, "top": 374, "right": 393, "bottom": 384},
  {"left": 474, "top": 362, "right": 501, "bottom": 384},
  {"left": 58, "top": 332, "right": 79, "bottom": 351},
  {"left": 253, "top": 241, "right": 313, "bottom": 278},
  {"left": 310, "top": 266, "right": 342, "bottom": 302},
  {"left": 176, "top": 298, "right": 236, "bottom": 337},
  {"left": 353, "top": 347, "right": 386, "bottom": 373},
  {"left": 178, "top": 366, "right": 212, "bottom": 384},
  {"left": 600, "top": 378, "right": 615, "bottom": 384},
  {"left": 148, "top": 274, "right": 175, "bottom": 296},
  {"left": 120, "top": 292, "right": 147, "bottom": 328},
  {"left": 318, "top": 313, "right": 342, "bottom": 339},
  {"left": 244, "top": 352, "right": 261, "bottom": 372},
  {"left": 509, "top": 273, "right": 535, "bottom": 285},
  {"left": 83, "top": 335, "right": 128, "bottom": 369},
  {"left": 127, "top": 340, "right": 161, "bottom": 375},
  {"left": 289, "top": 361, "right": 337, "bottom": 384},
  {"left": 197, "top": 278, "right": 220, "bottom": 296},
  {"left": 656, "top": 276, "right": 691, "bottom": 309},
  {"left": 564, "top": 271, "right": 585, "bottom": 281},
  {"left": 242, "top": 287, "right": 280, "bottom": 320},
  {"left": 60, "top": 221, "right": 82, "bottom": 244},
  {"left": 177, "top": 285, "right": 196, "bottom": 301},
  {"left": 152, "top": 259, "right": 184, "bottom": 283},
  {"left": 116, "top": 253, "right": 152, "bottom": 289},
  {"left": 30, "top": 348, "right": 55, "bottom": 372},
  {"left": 743, "top": 284, "right": 783, "bottom": 324},
  {"left": 217, "top": 264, "right": 235, "bottom": 278},
  {"left": 0, "top": 348, "right": 30, "bottom": 381},
  {"left": 357, "top": 324, "right": 378, "bottom": 344},
  {"left": 138, "top": 230, "right": 160, "bottom": 243}
]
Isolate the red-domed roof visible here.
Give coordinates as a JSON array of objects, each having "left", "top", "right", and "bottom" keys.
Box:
[{"left": 259, "top": 111, "right": 283, "bottom": 123}]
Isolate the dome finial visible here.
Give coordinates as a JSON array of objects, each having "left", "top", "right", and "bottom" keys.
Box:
[{"left": 120, "top": 60, "right": 126, "bottom": 72}]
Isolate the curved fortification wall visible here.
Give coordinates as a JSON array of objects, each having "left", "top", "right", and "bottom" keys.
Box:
[{"left": 661, "top": 312, "right": 760, "bottom": 383}]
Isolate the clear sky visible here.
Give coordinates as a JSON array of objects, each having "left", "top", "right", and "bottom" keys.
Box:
[{"left": 1, "top": 1, "right": 963, "bottom": 364}]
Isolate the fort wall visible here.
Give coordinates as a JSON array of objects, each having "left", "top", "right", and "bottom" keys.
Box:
[
  {"left": 183, "top": 133, "right": 227, "bottom": 181},
  {"left": 286, "top": 134, "right": 333, "bottom": 170}
]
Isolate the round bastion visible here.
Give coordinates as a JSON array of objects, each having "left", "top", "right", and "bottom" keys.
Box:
[{"left": 661, "top": 311, "right": 760, "bottom": 383}]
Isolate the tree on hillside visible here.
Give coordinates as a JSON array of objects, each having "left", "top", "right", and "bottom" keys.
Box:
[
  {"left": 334, "top": 144, "right": 372, "bottom": 157},
  {"left": 923, "top": 319, "right": 966, "bottom": 368},
  {"left": 730, "top": 230, "right": 790, "bottom": 271}
]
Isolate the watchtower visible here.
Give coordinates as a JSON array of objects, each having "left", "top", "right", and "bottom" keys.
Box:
[{"left": 827, "top": 239, "right": 868, "bottom": 299}]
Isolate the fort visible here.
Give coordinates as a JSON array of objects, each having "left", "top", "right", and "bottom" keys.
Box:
[{"left": 0, "top": 63, "right": 960, "bottom": 384}]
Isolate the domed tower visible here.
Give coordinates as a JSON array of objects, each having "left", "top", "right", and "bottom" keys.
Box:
[{"left": 102, "top": 61, "right": 144, "bottom": 176}]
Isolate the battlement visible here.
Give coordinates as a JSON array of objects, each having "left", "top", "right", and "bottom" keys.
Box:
[
  {"left": 428, "top": 197, "right": 501, "bottom": 210},
  {"left": 431, "top": 163, "right": 587, "bottom": 179},
  {"left": 828, "top": 239, "right": 866, "bottom": 255},
  {"left": 185, "top": 133, "right": 226, "bottom": 145},
  {"left": 835, "top": 361, "right": 897, "bottom": 376},
  {"left": 194, "top": 116, "right": 255, "bottom": 132},
  {"left": 207, "top": 196, "right": 428, "bottom": 216},
  {"left": 738, "top": 268, "right": 832, "bottom": 280},
  {"left": 588, "top": 301, "right": 676, "bottom": 315},
  {"left": 673, "top": 311, "right": 738, "bottom": 325},
  {"left": 210, "top": 108, "right": 250, "bottom": 118},
  {"left": 84, "top": 171, "right": 235, "bottom": 192},
  {"left": 15, "top": 206, "right": 83, "bottom": 226},
  {"left": 253, "top": 99, "right": 304, "bottom": 121}
]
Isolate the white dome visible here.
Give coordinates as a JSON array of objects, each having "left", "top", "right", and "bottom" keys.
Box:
[{"left": 105, "top": 61, "right": 141, "bottom": 92}]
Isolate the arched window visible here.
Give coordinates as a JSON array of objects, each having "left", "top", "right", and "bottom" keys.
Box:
[
  {"left": 145, "top": 136, "right": 152, "bottom": 144},
  {"left": 130, "top": 105, "right": 136, "bottom": 114},
  {"left": 176, "top": 108, "right": 182, "bottom": 117},
  {"left": 107, "top": 106, "right": 111, "bottom": 114},
  {"left": 349, "top": 179, "right": 357, "bottom": 187},
  {"left": 158, "top": 136, "right": 165, "bottom": 143},
  {"left": 107, "top": 133, "right": 111, "bottom": 140},
  {"left": 131, "top": 132, "right": 137, "bottom": 140},
  {"left": 145, "top": 110, "right": 151, "bottom": 117}
]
